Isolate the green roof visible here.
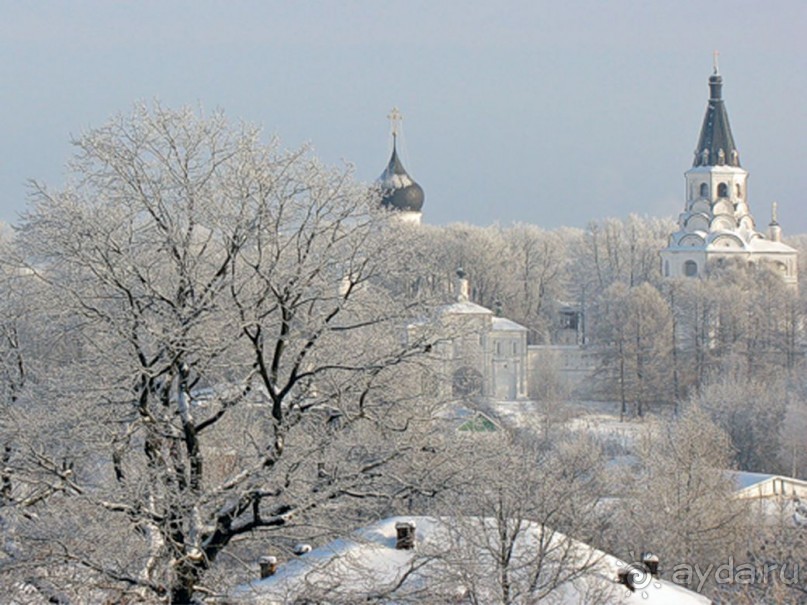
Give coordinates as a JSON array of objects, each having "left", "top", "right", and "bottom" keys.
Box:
[{"left": 457, "top": 413, "right": 498, "bottom": 432}]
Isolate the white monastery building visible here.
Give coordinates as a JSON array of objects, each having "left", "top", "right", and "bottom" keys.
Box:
[
  {"left": 437, "top": 268, "right": 530, "bottom": 401},
  {"left": 382, "top": 63, "right": 802, "bottom": 406},
  {"left": 660, "top": 65, "right": 798, "bottom": 285}
]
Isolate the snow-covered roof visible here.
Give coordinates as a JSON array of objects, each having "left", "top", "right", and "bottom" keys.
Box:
[
  {"left": 728, "top": 470, "right": 776, "bottom": 491},
  {"left": 744, "top": 237, "right": 798, "bottom": 253},
  {"left": 434, "top": 403, "right": 501, "bottom": 432},
  {"left": 230, "top": 516, "right": 709, "bottom": 604},
  {"left": 491, "top": 316, "right": 528, "bottom": 332},
  {"left": 665, "top": 233, "right": 797, "bottom": 255},
  {"left": 727, "top": 471, "right": 807, "bottom": 503},
  {"left": 440, "top": 300, "right": 493, "bottom": 316}
]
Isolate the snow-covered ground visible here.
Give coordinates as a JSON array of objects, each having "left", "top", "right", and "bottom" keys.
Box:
[{"left": 489, "top": 398, "right": 658, "bottom": 449}]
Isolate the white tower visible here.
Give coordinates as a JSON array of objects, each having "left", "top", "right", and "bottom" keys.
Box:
[{"left": 660, "top": 61, "right": 797, "bottom": 285}]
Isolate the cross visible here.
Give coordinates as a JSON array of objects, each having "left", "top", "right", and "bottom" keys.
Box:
[
  {"left": 713, "top": 50, "right": 720, "bottom": 74},
  {"left": 772, "top": 201, "right": 778, "bottom": 223},
  {"left": 387, "top": 107, "right": 402, "bottom": 138}
]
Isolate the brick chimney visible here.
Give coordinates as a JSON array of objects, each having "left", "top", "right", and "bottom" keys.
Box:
[
  {"left": 259, "top": 556, "right": 277, "bottom": 579},
  {"left": 395, "top": 520, "right": 416, "bottom": 550}
]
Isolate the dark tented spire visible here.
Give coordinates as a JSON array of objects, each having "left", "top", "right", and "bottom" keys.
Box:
[{"left": 693, "top": 68, "right": 740, "bottom": 167}]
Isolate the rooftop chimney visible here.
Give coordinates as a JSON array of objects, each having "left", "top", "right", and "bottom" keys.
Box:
[
  {"left": 642, "top": 552, "right": 660, "bottom": 577},
  {"left": 259, "top": 555, "right": 277, "bottom": 579},
  {"left": 617, "top": 567, "right": 635, "bottom": 592},
  {"left": 395, "top": 520, "right": 417, "bottom": 550}
]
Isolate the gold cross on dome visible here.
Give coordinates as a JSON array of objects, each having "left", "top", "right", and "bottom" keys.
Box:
[
  {"left": 713, "top": 50, "right": 720, "bottom": 74},
  {"left": 387, "top": 107, "right": 402, "bottom": 138}
]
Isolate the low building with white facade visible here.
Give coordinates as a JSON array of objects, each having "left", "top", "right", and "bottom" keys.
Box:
[
  {"left": 731, "top": 471, "right": 807, "bottom": 502},
  {"left": 430, "top": 269, "right": 530, "bottom": 401}
]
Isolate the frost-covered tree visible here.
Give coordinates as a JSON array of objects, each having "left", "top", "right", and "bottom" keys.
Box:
[
  {"left": 692, "top": 370, "right": 788, "bottom": 473},
  {"left": 404, "top": 223, "right": 573, "bottom": 342},
  {"left": 593, "top": 282, "right": 674, "bottom": 418},
  {"left": 574, "top": 215, "right": 672, "bottom": 295},
  {"left": 0, "top": 252, "right": 27, "bottom": 508},
  {"left": 608, "top": 406, "right": 748, "bottom": 596},
  {"left": 780, "top": 388, "right": 807, "bottom": 479},
  {"left": 420, "top": 431, "right": 611, "bottom": 604},
  {"left": 719, "top": 498, "right": 807, "bottom": 604},
  {"left": 496, "top": 224, "right": 571, "bottom": 343},
  {"left": 3, "top": 104, "right": 451, "bottom": 603}
]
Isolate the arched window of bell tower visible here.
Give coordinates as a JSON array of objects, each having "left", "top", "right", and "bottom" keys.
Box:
[
  {"left": 717, "top": 183, "right": 728, "bottom": 198},
  {"left": 736, "top": 183, "right": 742, "bottom": 198},
  {"left": 699, "top": 183, "right": 709, "bottom": 198},
  {"left": 684, "top": 260, "right": 698, "bottom": 277}
]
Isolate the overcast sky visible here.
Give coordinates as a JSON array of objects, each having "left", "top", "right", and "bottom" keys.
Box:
[{"left": 1, "top": 1, "right": 805, "bottom": 233}]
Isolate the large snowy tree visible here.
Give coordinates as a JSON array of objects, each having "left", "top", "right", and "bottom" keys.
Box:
[
  {"left": 426, "top": 431, "right": 610, "bottom": 605},
  {"left": 2, "top": 105, "right": 450, "bottom": 603}
]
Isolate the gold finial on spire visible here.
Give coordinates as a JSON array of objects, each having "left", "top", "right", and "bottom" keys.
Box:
[
  {"left": 713, "top": 50, "right": 720, "bottom": 74},
  {"left": 387, "top": 107, "right": 402, "bottom": 139}
]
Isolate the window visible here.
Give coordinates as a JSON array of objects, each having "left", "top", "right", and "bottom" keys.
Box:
[
  {"left": 736, "top": 183, "right": 742, "bottom": 198},
  {"left": 560, "top": 310, "right": 579, "bottom": 330},
  {"left": 452, "top": 367, "right": 483, "bottom": 398},
  {"left": 684, "top": 260, "right": 698, "bottom": 277},
  {"left": 699, "top": 183, "right": 709, "bottom": 198},
  {"left": 717, "top": 182, "right": 728, "bottom": 198}
]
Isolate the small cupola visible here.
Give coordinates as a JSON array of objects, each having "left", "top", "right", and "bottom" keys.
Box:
[
  {"left": 769, "top": 202, "right": 782, "bottom": 242},
  {"left": 376, "top": 108, "right": 425, "bottom": 216}
]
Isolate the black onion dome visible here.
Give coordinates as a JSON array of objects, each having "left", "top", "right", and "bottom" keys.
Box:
[
  {"left": 377, "top": 141, "right": 424, "bottom": 213},
  {"left": 693, "top": 70, "right": 741, "bottom": 167}
]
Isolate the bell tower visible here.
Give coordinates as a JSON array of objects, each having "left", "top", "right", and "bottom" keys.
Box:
[{"left": 660, "top": 60, "right": 797, "bottom": 285}]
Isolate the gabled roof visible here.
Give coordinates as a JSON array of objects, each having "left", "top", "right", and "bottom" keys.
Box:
[
  {"left": 492, "top": 316, "right": 529, "bottom": 332},
  {"left": 727, "top": 470, "right": 807, "bottom": 496},
  {"left": 456, "top": 411, "right": 499, "bottom": 432},
  {"left": 693, "top": 70, "right": 740, "bottom": 167},
  {"left": 728, "top": 470, "right": 776, "bottom": 491},
  {"left": 440, "top": 299, "right": 493, "bottom": 316}
]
